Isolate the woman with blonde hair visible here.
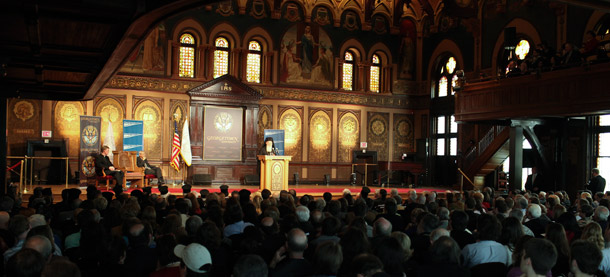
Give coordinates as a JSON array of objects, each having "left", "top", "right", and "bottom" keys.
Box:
[{"left": 581, "top": 221, "right": 605, "bottom": 250}]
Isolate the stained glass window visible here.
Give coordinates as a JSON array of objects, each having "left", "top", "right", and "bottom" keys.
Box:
[
  {"left": 451, "top": 75, "right": 459, "bottom": 95},
  {"left": 179, "top": 33, "right": 195, "bottom": 78},
  {"left": 435, "top": 56, "right": 458, "bottom": 98},
  {"left": 446, "top": 57, "right": 456, "bottom": 74},
  {"left": 342, "top": 51, "right": 354, "bottom": 91},
  {"left": 246, "top": 40, "right": 261, "bottom": 83},
  {"left": 213, "top": 37, "right": 229, "bottom": 78},
  {"left": 370, "top": 54, "right": 380, "bottom": 93},
  {"left": 515, "top": 40, "right": 530, "bottom": 60},
  {"left": 438, "top": 76, "right": 448, "bottom": 97}
]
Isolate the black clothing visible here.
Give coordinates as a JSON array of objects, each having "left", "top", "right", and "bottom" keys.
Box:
[
  {"left": 450, "top": 229, "right": 476, "bottom": 249},
  {"left": 271, "top": 258, "right": 314, "bottom": 277},
  {"left": 94, "top": 153, "right": 123, "bottom": 188},
  {"left": 587, "top": 175, "right": 606, "bottom": 194},
  {"left": 524, "top": 217, "right": 551, "bottom": 238},
  {"left": 136, "top": 157, "right": 164, "bottom": 184},
  {"left": 524, "top": 173, "right": 544, "bottom": 192}
]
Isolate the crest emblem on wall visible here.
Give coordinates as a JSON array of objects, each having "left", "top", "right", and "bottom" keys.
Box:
[
  {"left": 13, "top": 100, "right": 34, "bottom": 122},
  {"left": 214, "top": 112, "right": 233, "bottom": 133},
  {"left": 82, "top": 125, "right": 99, "bottom": 146}
]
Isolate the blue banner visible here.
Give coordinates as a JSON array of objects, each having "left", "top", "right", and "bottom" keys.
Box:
[
  {"left": 123, "top": 120, "right": 144, "bottom": 152},
  {"left": 263, "top": 129, "right": 285, "bottom": 156}
]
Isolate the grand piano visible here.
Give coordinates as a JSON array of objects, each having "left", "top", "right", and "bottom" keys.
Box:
[{"left": 377, "top": 160, "right": 424, "bottom": 187}]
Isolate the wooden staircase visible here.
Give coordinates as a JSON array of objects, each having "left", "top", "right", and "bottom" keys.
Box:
[{"left": 462, "top": 126, "right": 510, "bottom": 190}]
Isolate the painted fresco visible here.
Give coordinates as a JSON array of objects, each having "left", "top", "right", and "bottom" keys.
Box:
[
  {"left": 309, "top": 110, "right": 331, "bottom": 163},
  {"left": 94, "top": 97, "right": 125, "bottom": 152},
  {"left": 367, "top": 112, "right": 389, "bottom": 161},
  {"left": 134, "top": 100, "right": 163, "bottom": 160},
  {"left": 53, "top": 101, "right": 85, "bottom": 157},
  {"left": 121, "top": 23, "right": 167, "bottom": 75},
  {"left": 280, "top": 23, "right": 334, "bottom": 88},
  {"left": 338, "top": 111, "right": 360, "bottom": 163},
  {"left": 279, "top": 108, "right": 302, "bottom": 162}
]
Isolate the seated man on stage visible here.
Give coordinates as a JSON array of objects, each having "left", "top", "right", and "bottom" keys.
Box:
[
  {"left": 95, "top": 145, "right": 124, "bottom": 190},
  {"left": 137, "top": 151, "right": 165, "bottom": 185}
]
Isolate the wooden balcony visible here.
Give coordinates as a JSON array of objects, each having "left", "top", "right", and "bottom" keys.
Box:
[{"left": 455, "top": 62, "right": 610, "bottom": 122}]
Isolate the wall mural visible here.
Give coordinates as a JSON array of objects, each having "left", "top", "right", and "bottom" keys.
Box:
[
  {"left": 280, "top": 23, "right": 334, "bottom": 88},
  {"left": 393, "top": 113, "right": 415, "bottom": 161},
  {"left": 134, "top": 99, "right": 163, "bottom": 160},
  {"left": 399, "top": 19, "right": 416, "bottom": 80},
  {"left": 120, "top": 23, "right": 167, "bottom": 75},
  {"left": 8, "top": 99, "right": 41, "bottom": 156},
  {"left": 309, "top": 110, "right": 332, "bottom": 163},
  {"left": 279, "top": 108, "right": 302, "bottom": 162},
  {"left": 94, "top": 97, "right": 125, "bottom": 152},
  {"left": 53, "top": 101, "right": 85, "bottom": 157},
  {"left": 338, "top": 111, "right": 360, "bottom": 163},
  {"left": 367, "top": 112, "right": 389, "bottom": 161},
  {"left": 257, "top": 106, "right": 273, "bottom": 148}
]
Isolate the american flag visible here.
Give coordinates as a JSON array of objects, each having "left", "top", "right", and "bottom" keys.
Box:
[{"left": 170, "top": 121, "right": 181, "bottom": 171}]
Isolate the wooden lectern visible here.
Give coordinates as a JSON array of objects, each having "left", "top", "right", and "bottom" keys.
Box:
[{"left": 257, "top": 155, "right": 291, "bottom": 192}]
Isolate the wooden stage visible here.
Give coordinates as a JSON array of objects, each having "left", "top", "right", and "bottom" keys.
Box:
[{"left": 15, "top": 183, "right": 451, "bottom": 202}]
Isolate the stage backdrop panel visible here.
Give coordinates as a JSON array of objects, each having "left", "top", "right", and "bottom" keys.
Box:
[
  {"left": 203, "top": 106, "right": 243, "bottom": 160},
  {"left": 263, "top": 129, "right": 285, "bottom": 155},
  {"left": 123, "top": 120, "right": 144, "bottom": 152},
  {"left": 79, "top": 116, "right": 102, "bottom": 185}
]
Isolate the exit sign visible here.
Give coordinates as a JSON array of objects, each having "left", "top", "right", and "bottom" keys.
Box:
[
  {"left": 360, "top": 142, "right": 367, "bottom": 148},
  {"left": 41, "top": 130, "right": 52, "bottom": 138}
]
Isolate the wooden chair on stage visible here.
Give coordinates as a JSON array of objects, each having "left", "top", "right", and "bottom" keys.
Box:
[
  {"left": 112, "top": 151, "right": 145, "bottom": 188},
  {"left": 144, "top": 173, "right": 157, "bottom": 186},
  {"left": 86, "top": 154, "right": 116, "bottom": 190}
]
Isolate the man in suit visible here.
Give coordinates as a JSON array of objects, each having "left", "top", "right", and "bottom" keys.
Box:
[
  {"left": 524, "top": 166, "right": 544, "bottom": 192},
  {"left": 137, "top": 151, "right": 164, "bottom": 185},
  {"left": 95, "top": 145, "right": 124, "bottom": 190},
  {"left": 587, "top": 168, "right": 606, "bottom": 194}
]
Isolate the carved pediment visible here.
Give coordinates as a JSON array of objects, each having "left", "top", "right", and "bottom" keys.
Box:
[{"left": 187, "top": 75, "right": 263, "bottom": 103}]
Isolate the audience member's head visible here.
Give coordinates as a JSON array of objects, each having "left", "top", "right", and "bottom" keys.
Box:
[
  {"left": 350, "top": 253, "right": 384, "bottom": 277},
  {"left": 286, "top": 228, "right": 308, "bottom": 254},
  {"left": 6, "top": 248, "right": 46, "bottom": 277},
  {"left": 24, "top": 235, "right": 52, "bottom": 261},
  {"left": 430, "top": 227, "right": 450, "bottom": 243},
  {"left": 450, "top": 210, "right": 469, "bottom": 231},
  {"left": 174, "top": 243, "right": 212, "bottom": 274},
  {"left": 429, "top": 236, "right": 462, "bottom": 265},
  {"left": 477, "top": 214, "right": 502, "bottom": 241},
  {"left": 313, "top": 241, "right": 343, "bottom": 275},
  {"left": 570, "top": 240, "right": 603, "bottom": 276},
  {"left": 373, "top": 217, "right": 392, "bottom": 237},
  {"left": 41, "top": 257, "right": 81, "bottom": 277},
  {"left": 581, "top": 222, "right": 604, "bottom": 250},
  {"left": 520, "top": 238, "right": 557, "bottom": 276}
]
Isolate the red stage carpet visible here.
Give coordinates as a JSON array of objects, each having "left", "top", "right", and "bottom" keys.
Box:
[{"left": 100, "top": 185, "right": 448, "bottom": 196}]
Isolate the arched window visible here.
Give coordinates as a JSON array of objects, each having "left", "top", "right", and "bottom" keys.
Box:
[
  {"left": 214, "top": 37, "right": 230, "bottom": 78},
  {"left": 179, "top": 33, "right": 196, "bottom": 78},
  {"left": 342, "top": 50, "right": 355, "bottom": 91},
  {"left": 246, "top": 40, "right": 262, "bottom": 83},
  {"left": 435, "top": 56, "right": 458, "bottom": 97},
  {"left": 370, "top": 54, "right": 381, "bottom": 93}
]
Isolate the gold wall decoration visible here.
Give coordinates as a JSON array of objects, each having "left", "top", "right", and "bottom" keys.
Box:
[
  {"left": 94, "top": 96, "right": 125, "bottom": 151},
  {"left": 308, "top": 110, "right": 332, "bottom": 163},
  {"left": 134, "top": 99, "right": 163, "bottom": 160},
  {"left": 107, "top": 76, "right": 426, "bottom": 109},
  {"left": 279, "top": 107, "right": 302, "bottom": 162},
  {"left": 257, "top": 105, "right": 273, "bottom": 147},
  {"left": 393, "top": 114, "right": 415, "bottom": 161},
  {"left": 7, "top": 99, "right": 41, "bottom": 156},
  {"left": 53, "top": 101, "right": 85, "bottom": 157},
  {"left": 367, "top": 112, "right": 389, "bottom": 161},
  {"left": 338, "top": 111, "right": 360, "bottom": 163}
]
